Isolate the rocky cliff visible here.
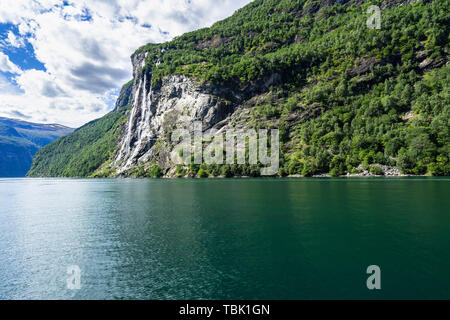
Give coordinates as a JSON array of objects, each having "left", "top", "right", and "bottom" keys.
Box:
[{"left": 112, "top": 52, "right": 235, "bottom": 176}]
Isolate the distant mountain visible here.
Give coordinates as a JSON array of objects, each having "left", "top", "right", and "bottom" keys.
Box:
[{"left": 0, "top": 117, "right": 74, "bottom": 177}]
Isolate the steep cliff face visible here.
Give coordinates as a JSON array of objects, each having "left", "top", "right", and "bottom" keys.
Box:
[{"left": 112, "top": 52, "right": 235, "bottom": 175}]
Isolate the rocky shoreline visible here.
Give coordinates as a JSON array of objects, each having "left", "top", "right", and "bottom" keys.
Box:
[
  {"left": 167, "top": 164, "right": 425, "bottom": 179},
  {"left": 344, "top": 164, "right": 409, "bottom": 177},
  {"left": 284, "top": 165, "right": 420, "bottom": 178}
]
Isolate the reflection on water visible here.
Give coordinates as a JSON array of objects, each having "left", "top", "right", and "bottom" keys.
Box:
[{"left": 0, "top": 178, "right": 449, "bottom": 299}]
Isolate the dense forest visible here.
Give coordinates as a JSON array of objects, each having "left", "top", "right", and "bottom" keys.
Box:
[
  {"left": 27, "top": 94, "right": 130, "bottom": 177},
  {"left": 29, "top": 0, "right": 449, "bottom": 177}
]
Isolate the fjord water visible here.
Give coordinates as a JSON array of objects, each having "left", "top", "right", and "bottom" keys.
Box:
[{"left": 0, "top": 178, "right": 449, "bottom": 300}]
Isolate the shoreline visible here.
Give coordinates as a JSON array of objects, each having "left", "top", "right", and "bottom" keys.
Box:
[{"left": 20, "top": 174, "right": 443, "bottom": 180}]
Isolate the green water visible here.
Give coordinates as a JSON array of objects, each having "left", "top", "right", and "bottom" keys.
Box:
[{"left": 0, "top": 178, "right": 449, "bottom": 299}]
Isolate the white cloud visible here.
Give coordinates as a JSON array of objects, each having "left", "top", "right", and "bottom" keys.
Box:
[
  {"left": 0, "top": 0, "right": 252, "bottom": 127},
  {"left": 0, "top": 73, "right": 23, "bottom": 94},
  {"left": 0, "top": 51, "right": 23, "bottom": 74},
  {"left": 5, "top": 31, "right": 26, "bottom": 48}
]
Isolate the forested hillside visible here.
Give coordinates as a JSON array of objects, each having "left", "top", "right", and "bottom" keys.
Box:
[
  {"left": 28, "top": 0, "right": 449, "bottom": 177},
  {"left": 27, "top": 83, "right": 131, "bottom": 177}
]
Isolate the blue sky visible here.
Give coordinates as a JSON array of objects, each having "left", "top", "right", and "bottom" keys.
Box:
[
  {"left": 0, "top": 24, "right": 45, "bottom": 71},
  {"left": 0, "top": 0, "right": 251, "bottom": 127}
]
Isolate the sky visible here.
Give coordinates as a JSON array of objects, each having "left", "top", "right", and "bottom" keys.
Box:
[{"left": 0, "top": 0, "right": 252, "bottom": 128}]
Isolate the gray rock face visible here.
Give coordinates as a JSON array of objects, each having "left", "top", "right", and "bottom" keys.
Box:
[
  {"left": 113, "top": 53, "right": 233, "bottom": 173},
  {"left": 113, "top": 81, "right": 133, "bottom": 111},
  {"left": 346, "top": 164, "right": 405, "bottom": 177}
]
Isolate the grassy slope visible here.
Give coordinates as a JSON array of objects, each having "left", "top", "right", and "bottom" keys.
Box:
[
  {"left": 28, "top": 79, "right": 132, "bottom": 177},
  {"left": 27, "top": 108, "right": 128, "bottom": 177}
]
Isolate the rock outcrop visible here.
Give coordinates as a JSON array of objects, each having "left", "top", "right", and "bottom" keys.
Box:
[{"left": 113, "top": 52, "right": 234, "bottom": 174}]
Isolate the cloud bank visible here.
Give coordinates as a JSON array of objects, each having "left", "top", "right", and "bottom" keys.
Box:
[{"left": 0, "top": 0, "right": 251, "bottom": 127}]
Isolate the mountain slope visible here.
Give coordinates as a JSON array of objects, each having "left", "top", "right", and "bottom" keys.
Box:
[
  {"left": 0, "top": 117, "right": 73, "bottom": 177},
  {"left": 27, "top": 82, "right": 131, "bottom": 177},
  {"left": 29, "top": 0, "right": 449, "bottom": 178}
]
